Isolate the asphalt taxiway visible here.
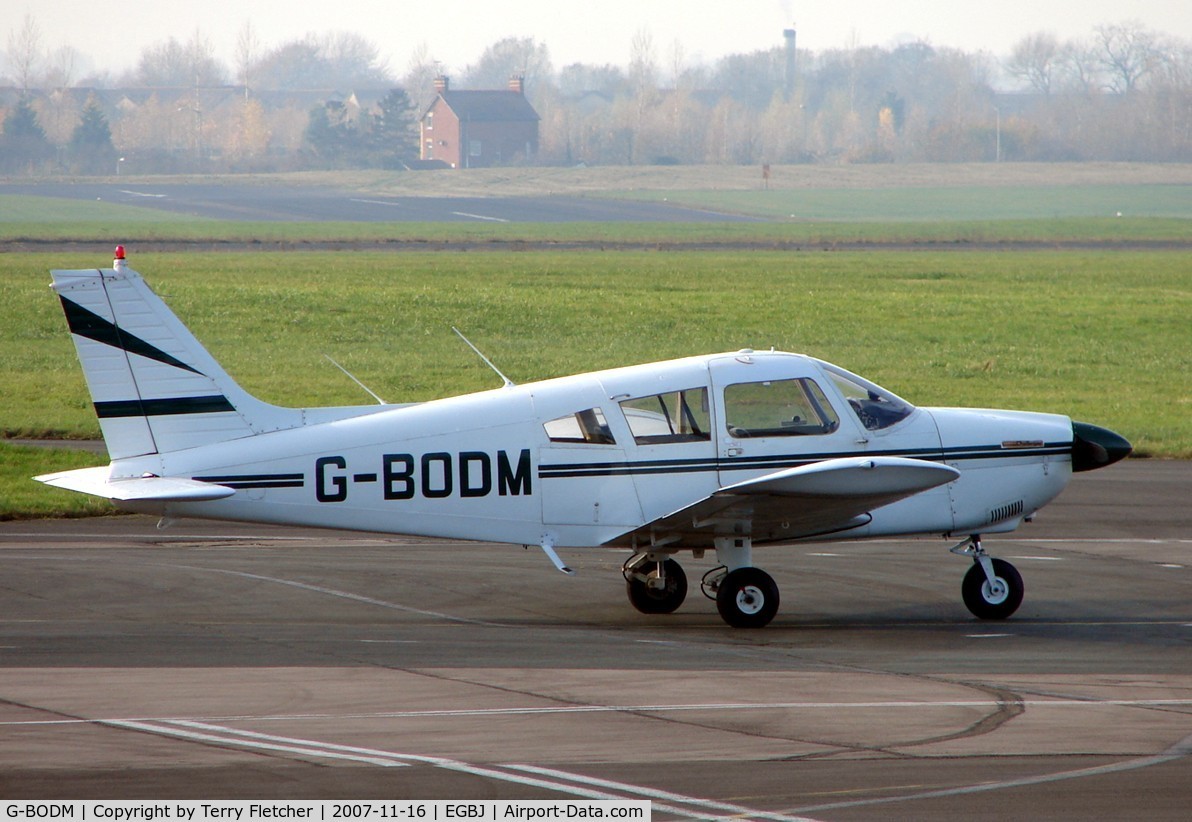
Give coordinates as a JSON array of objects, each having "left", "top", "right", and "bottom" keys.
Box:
[{"left": 1, "top": 460, "right": 1189, "bottom": 819}]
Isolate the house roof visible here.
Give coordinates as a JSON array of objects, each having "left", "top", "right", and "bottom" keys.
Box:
[{"left": 435, "top": 90, "right": 540, "bottom": 122}]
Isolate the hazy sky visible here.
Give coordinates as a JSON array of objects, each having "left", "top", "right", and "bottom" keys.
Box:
[{"left": 7, "top": 0, "right": 1192, "bottom": 79}]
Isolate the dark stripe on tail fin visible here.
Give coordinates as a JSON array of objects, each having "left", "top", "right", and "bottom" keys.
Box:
[
  {"left": 94, "top": 395, "right": 237, "bottom": 419},
  {"left": 60, "top": 295, "right": 204, "bottom": 375}
]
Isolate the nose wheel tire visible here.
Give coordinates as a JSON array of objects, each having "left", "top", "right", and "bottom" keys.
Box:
[
  {"left": 716, "top": 567, "right": 780, "bottom": 628},
  {"left": 962, "top": 558, "right": 1024, "bottom": 620},
  {"left": 626, "top": 558, "right": 688, "bottom": 614}
]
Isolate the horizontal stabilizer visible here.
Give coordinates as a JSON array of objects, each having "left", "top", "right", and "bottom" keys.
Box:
[{"left": 34, "top": 466, "right": 235, "bottom": 502}]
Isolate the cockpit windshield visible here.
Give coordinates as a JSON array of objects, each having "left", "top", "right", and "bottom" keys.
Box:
[{"left": 818, "top": 361, "right": 915, "bottom": 431}]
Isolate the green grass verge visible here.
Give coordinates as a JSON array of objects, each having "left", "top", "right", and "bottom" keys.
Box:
[
  {"left": 0, "top": 442, "right": 116, "bottom": 520},
  {"left": 611, "top": 184, "right": 1192, "bottom": 221},
  {"left": 1, "top": 194, "right": 1188, "bottom": 245},
  {"left": 5, "top": 246, "right": 1188, "bottom": 432}
]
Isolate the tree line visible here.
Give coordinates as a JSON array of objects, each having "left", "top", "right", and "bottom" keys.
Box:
[{"left": 2, "top": 15, "right": 1189, "bottom": 175}]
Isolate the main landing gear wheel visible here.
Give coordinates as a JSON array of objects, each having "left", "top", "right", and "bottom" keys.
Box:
[
  {"left": 962, "top": 557, "right": 1024, "bottom": 620},
  {"left": 715, "top": 567, "right": 780, "bottom": 628},
  {"left": 625, "top": 558, "right": 688, "bottom": 615}
]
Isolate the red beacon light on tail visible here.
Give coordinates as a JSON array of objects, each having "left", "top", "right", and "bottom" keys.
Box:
[{"left": 113, "top": 245, "right": 127, "bottom": 270}]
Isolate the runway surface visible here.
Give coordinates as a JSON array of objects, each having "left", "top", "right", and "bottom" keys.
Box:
[
  {"left": 1, "top": 182, "right": 757, "bottom": 223},
  {"left": 2, "top": 460, "right": 1189, "bottom": 818}
]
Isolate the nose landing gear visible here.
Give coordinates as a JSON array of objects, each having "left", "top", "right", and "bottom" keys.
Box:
[{"left": 951, "top": 535, "right": 1024, "bottom": 620}]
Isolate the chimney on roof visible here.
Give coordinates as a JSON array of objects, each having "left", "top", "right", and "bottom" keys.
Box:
[
  {"left": 434, "top": 75, "right": 449, "bottom": 93},
  {"left": 508, "top": 74, "right": 525, "bottom": 95}
]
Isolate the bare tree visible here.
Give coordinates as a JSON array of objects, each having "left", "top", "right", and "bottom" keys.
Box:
[
  {"left": 43, "top": 45, "right": 82, "bottom": 89},
  {"left": 463, "top": 37, "right": 552, "bottom": 93},
  {"left": 6, "top": 13, "right": 42, "bottom": 91},
  {"left": 234, "top": 21, "right": 260, "bottom": 95},
  {"left": 319, "top": 31, "right": 392, "bottom": 87},
  {"left": 253, "top": 32, "right": 391, "bottom": 91},
  {"left": 1055, "top": 39, "right": 1101, "bottom": 94},
  {"left": 133, "top": 30, "right": 227, "bottom": 87},
  {"left": 628, "top": 29, "right": 658, "bottom": 96},
  {"left": 1006, "top": 32, "right": 1060, "bottom": 95},
  {"left": 402, "top": 42, "right": 439, "bottom": 113},
  {"left": 1095, "top": 21, "right": 1157, "bottom": 94}
]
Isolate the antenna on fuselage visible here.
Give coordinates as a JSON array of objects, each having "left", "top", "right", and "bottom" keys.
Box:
[
  {"left": 323, "top": 354, "right": 387, "bottom": 405},
  {"left": 452, "top": 327, "right": 515, "bottom": 388}
]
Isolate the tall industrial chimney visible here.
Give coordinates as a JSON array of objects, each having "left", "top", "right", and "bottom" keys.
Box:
[{"left": 783, "top": 27, "right": 797, "bottom": 101}]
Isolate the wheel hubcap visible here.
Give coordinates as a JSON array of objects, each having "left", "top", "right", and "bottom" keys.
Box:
[
  {"left": 982, "top": 577, "right": 1009, "bottom": 605},
  {"left": 735, "top": 585, "right": 766, "bottom": 615}
]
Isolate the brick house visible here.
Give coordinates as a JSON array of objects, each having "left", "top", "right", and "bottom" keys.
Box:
[{"left": 420, "top": 75, "right": 540, "bottom": 168}]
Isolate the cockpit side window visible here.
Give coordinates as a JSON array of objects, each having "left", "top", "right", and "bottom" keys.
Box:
[
  {"left": 724, "top": 378, "right": 840, "bottom": 438},
  {"left": 620, "top": 387, "right": 711, "bottom": 444},
  {"left": 821, "top": 363, "right": 915, "bottom": 431},
  {"left": 544, "top": 407, "right": 616, "bottom": 445}
]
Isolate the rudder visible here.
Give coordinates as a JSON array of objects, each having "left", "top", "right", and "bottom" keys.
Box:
[{"left": 51, "top": 250, "right": 300, "bottom": 459}]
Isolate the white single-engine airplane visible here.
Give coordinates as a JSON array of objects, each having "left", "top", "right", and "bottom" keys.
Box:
[{"left": 36, "top": 249, "right": 1132, "bottom": 628}]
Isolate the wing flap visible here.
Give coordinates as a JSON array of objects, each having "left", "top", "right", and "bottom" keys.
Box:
[{"left": 35, "top": 466, "right": 236, "bottom": 502}]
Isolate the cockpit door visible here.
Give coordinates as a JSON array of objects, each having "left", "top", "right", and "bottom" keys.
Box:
[{"left": 710, "top": 353, "right": 862, "bottom": 488}]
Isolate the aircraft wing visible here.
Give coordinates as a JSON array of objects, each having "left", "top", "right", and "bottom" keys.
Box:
[
  {"left": 611, "top": 456, "right": 960, "bottom": 547},
  {"left": 35, "top": 466, "right": 236, "bottom": 502}
]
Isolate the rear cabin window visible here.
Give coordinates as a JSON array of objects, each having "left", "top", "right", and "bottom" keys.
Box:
[
  {"left": 724, "top": 378, "right": 840, "bottom": 438},
  {"left": 543, "top": 408, "right": 616, "bottom": 445},
  {"left": 620, "top": 388, "right": 711, "bottom": 445}
]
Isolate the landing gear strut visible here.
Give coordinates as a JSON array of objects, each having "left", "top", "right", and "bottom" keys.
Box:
[
  {"left": 951, "top": 535, "right": 1024, "bottom": 620},
  {"left": 623, "top": 536, "right": 782, "bottom": 628},
  {"left": 623, "top": 554, "right": 688, "bottom": 614}
]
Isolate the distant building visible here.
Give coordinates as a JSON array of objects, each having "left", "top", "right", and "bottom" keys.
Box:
[{"left": 420, "top": 75, "right": 540, "bottom": 168}]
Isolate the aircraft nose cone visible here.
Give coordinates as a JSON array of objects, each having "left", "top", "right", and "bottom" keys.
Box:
[{"left": 1071, "top": 421, "right": 1133, "bottom": 472}]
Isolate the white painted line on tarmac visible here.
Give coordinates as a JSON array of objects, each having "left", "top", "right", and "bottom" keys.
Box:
[
  {"left": 349, "top": 198, "right": 408, "bottom": 207},
  {"left": 965, "top": 633, "right": 1014, "bottom": 638},
  {"left": 451, "top": 211, "right": 509, "bottom": 222},
  {"left": 114, "top": 720, "right": 769, "bottom": 821},
  {"left": 107, "top": 719, "right": 408, "bottom": 767},
  {"left": 789, "top": 732, "right": 1192, "bottom": 814},
  {"left": 13, "top": 697, "right": 1192, "bottom": 729},
  {"left": 504, "top": 763, "right": 820, "bottom": 822},
  {"left": 189, "top": 566, "right": 508, "bottom": 628}
]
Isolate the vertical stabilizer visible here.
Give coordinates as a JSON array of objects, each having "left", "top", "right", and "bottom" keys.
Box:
[{"left": 51, "top": 250, "right": 300, "bottom": 459}]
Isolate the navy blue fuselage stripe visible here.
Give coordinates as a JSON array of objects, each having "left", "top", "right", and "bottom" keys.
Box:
[
  {"left": 60, "top": 296, "right": 203, "bottom": 375},
  {"left": 193, "top": 473, "right": 304, "bottom": 483},
  {"left": 193, "top": 472, "right": 306, "bottom": 490},
  {"left": 94, "top": 395, "right": 236, "bottom": 418},
  {"left": 539, "top": 442, "right": 1071, "bottom": 478}
]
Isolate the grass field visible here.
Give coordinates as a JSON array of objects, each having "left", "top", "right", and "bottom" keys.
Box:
[
  {"left": 2, "top": 193, "right": 1188, "bottom": 245},
  {"left": 2, "top": 165, "right": 1188, "bottom": 519},
  {"left": 615, "top": 185, "right": 1192, "bottom": 221},
  {"left": 3, "top": 248, "right": 1187, "bottom": 454}
]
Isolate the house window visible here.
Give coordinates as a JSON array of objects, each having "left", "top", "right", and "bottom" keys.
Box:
[{"left": 469, "top": 140, "right": 482, "bottom": 157}]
